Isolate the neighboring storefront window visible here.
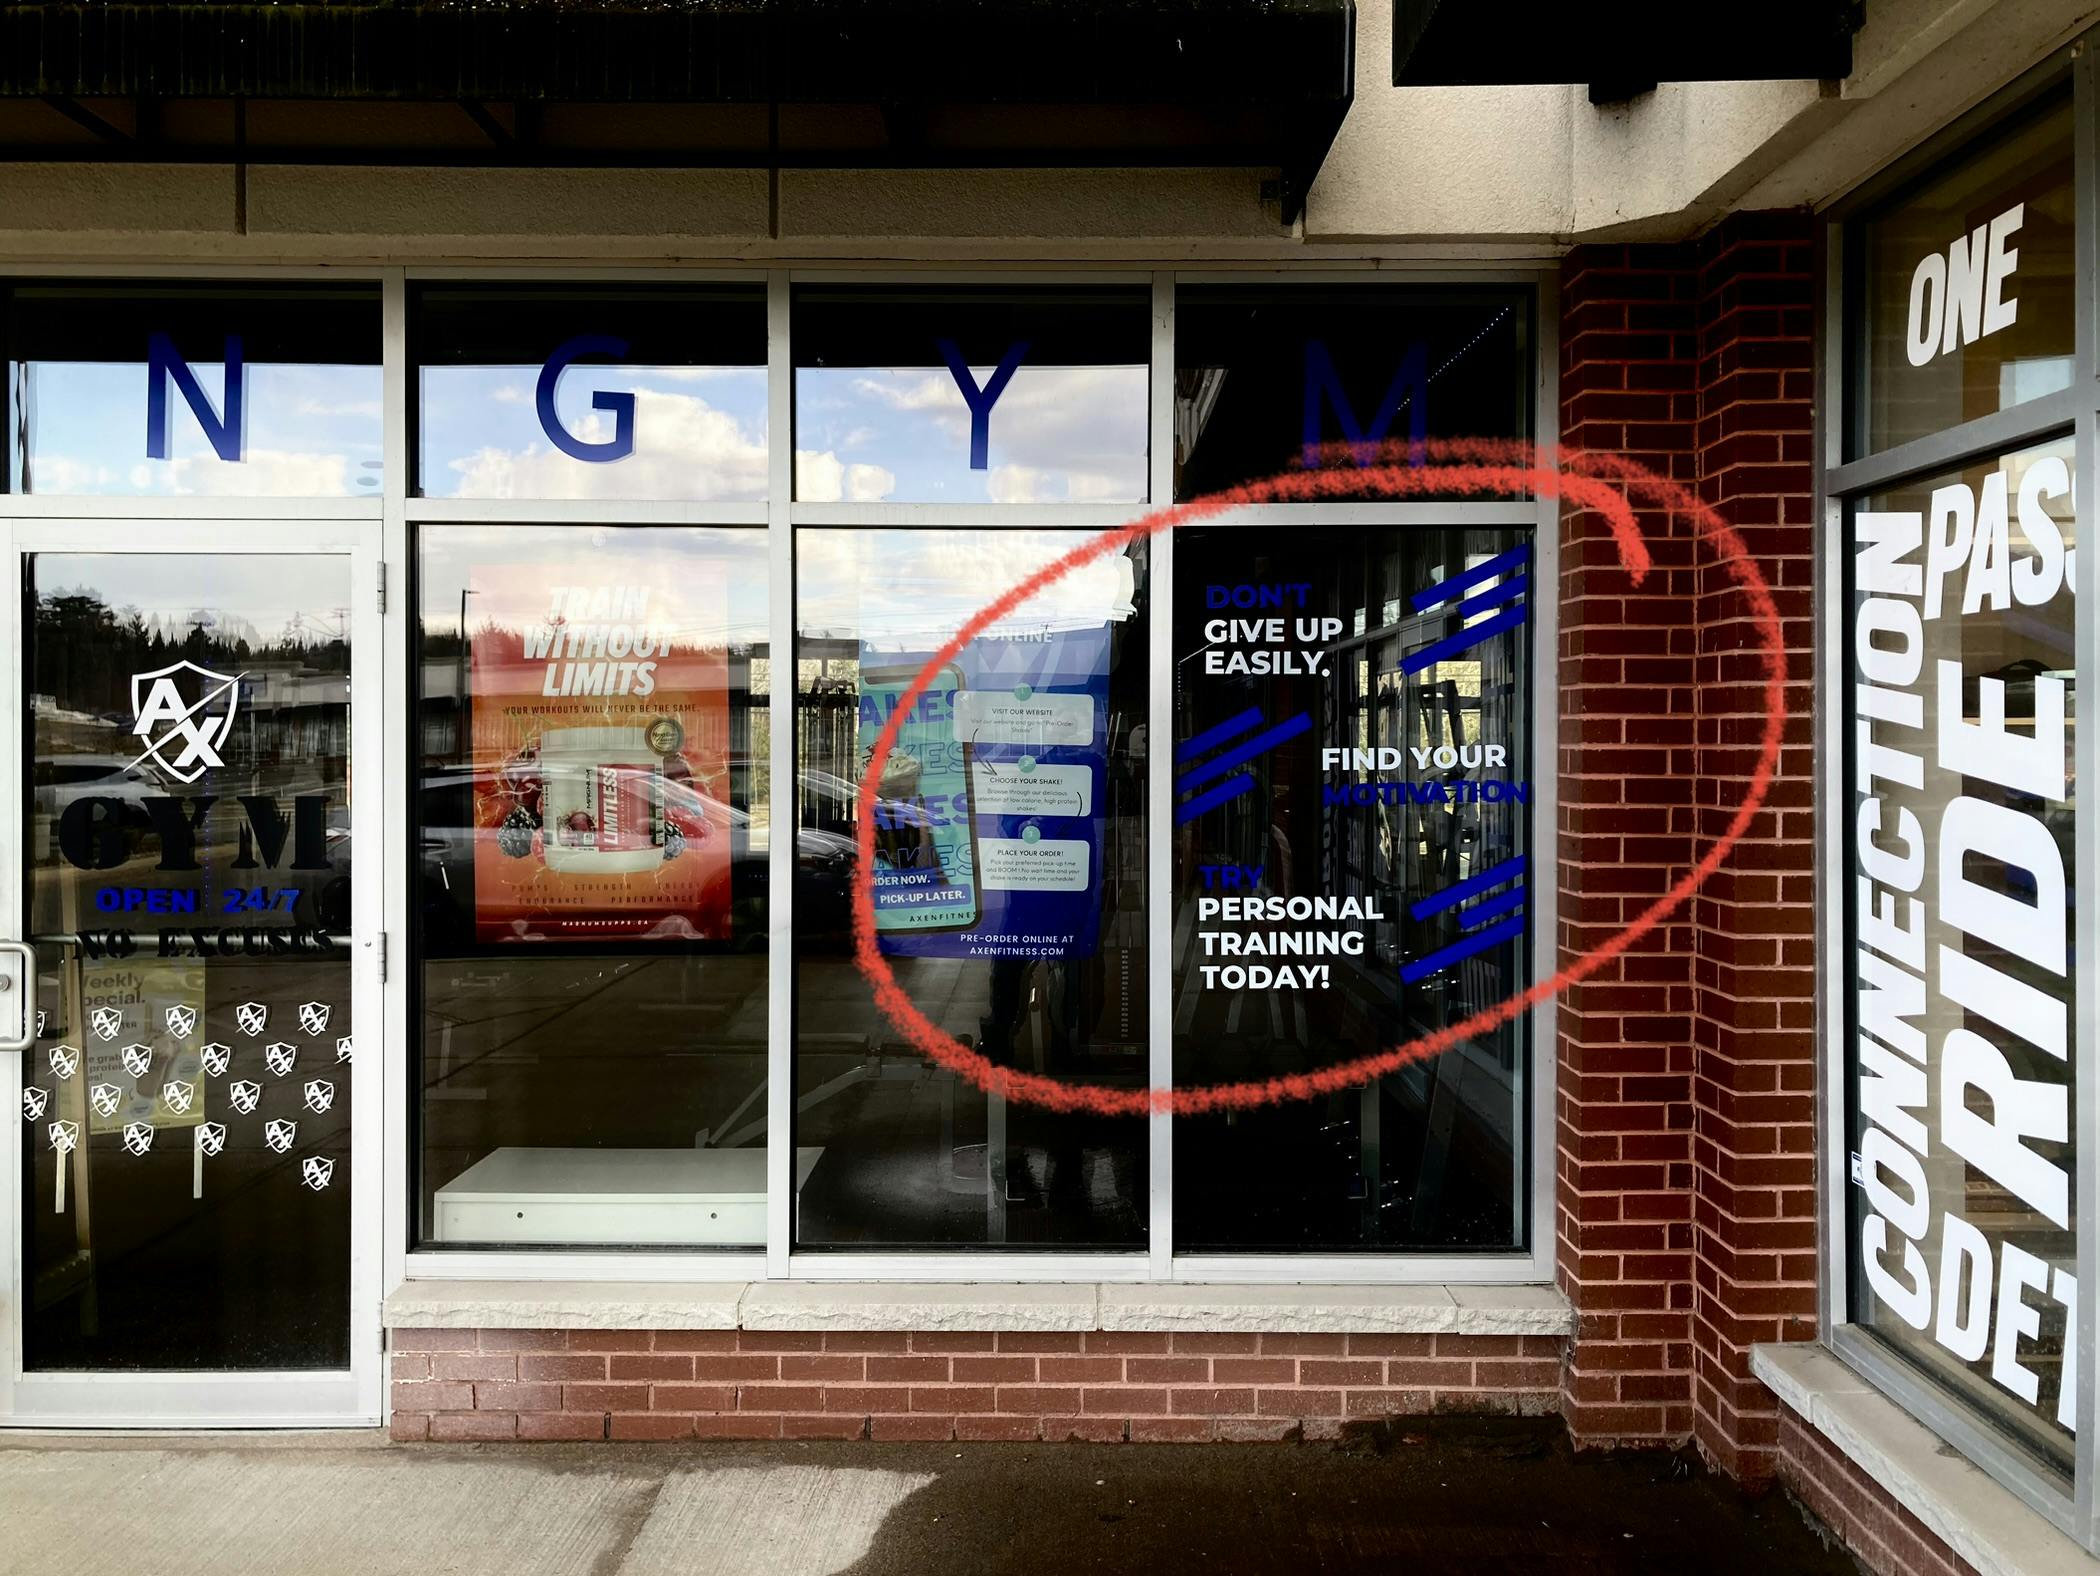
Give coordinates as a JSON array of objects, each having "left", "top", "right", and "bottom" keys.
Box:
[
  {"left": 1171, "top": 526, "right": 1532, "bottom": 1252},
  {"left": 3, "top": 282, "right": 383, "bottom": 497},
  {"left": 791, "top": 285, "right": 1150, "bottom": 504},
  {"left": 1854, "top": 93, "right": 2075, "bottom": 457},
  {"left": 410, "top": 525, "right": 770, "bottom": 1249},
  {"left": 412, "top": 284, "right": 768, "bottom": 501},
  {"left": 1838, "top": 81, "right": 2083, "bottom": 1495},
  {"left": 791, "top": 528, "right": 1149, "bottom": 1248}
]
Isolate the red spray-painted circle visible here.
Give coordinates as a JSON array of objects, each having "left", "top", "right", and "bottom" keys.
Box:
[{"left": 848, "top": 438, "right": 1787, "bottom": 1117}]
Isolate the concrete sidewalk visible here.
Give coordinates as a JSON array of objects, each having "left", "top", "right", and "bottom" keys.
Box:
[{"left": 0, "top": 1422, "right": 1856, "bottom": 1575}]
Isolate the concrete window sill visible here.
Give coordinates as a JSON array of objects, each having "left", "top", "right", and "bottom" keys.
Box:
[
  {"left": 1752, "top": 1342, "right": 2098, "bottom": 1576},
  {"left": 385, "top": 1280, "right": 1575, "bottom": 1338}
]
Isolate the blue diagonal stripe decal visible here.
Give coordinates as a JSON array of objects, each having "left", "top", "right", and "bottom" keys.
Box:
[
  {"left": 1458, "top": 571, "right": 1529, "bottom": 617},
  {"left": 1400, "top": 913, "right": 1526, "bottom": 983},
  {"left": 1174, "top": 773, "right": 1256, "bottom": 826},
  {"left": 1411, "top": 853, "right": 1527, "bottom": 920},
  {"left": 1174, "top": 711, "right": 1312, "bottom": 792},
  {"left": 1399, "top": 601, "right": 1528, "bottom": 675},
  {"left": 1176, "top": 706, "right": 1264, "bottom": 765},
  {"left": 1411, "top": 545, "right": 1531, "bottom": 611},
  {"left": 1456, "top": 883, "right": 1528, "bottom": 929}
]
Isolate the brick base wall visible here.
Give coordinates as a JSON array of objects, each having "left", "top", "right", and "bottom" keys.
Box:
[
  {"left": 1773, "top": 1410, "right": 1978, "bottom": 1576},
  {"left": 388, "top": 1328, "right": 1564, "bottom": 1443}
]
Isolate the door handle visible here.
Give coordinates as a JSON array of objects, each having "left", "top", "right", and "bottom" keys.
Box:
[{"left": 0, "top": 940, "right": 33, "bottom": 1051}]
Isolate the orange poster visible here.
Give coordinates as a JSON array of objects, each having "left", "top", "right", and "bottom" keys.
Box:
[{"left": 467, "top": 562, "right": 733, "bottom": 942}]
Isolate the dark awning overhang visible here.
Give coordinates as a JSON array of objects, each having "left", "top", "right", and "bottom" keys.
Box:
[
  {"left": 1393, "top": 0, "right": 1861, "bottom": 104},
  {"left": 0, "top": 0, "right": 1356, "bottom": 223}
]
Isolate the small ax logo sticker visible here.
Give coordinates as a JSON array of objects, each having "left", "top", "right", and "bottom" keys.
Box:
[
  {"left": 298, "top": 1002, "right": 331, "bottom": 1035},
  {"left": 161, "top": 1080, "right": 197, "bottom": 1115},
  {"left": 229, "top": 1080, "right": 262, "bottom": 1116},
  {"left": 301, "top": 1156, "right": 336, "bottom": 1192},
  {"left": 335, "top": 1035, "right": 354, "bottom": 1065},
  {"left": 48, "top": 1045, "right": 79, "bottom": 1081},
  {"left": 121, "top": 1122, "right": 155, "bottom": 1157},
  {"left": 49, "top": 1119, "right": 79, "bottom": 1154},
  {"left": 35, "top": 1008, "right": 47, "bottom": 1037},
  {"left": 198, "top": 1122, "right": 228, "bottom": 1158},
  {"left": 264, "top": 1042, "right": 298, "bottom": 1077},
  {"left": 263, "top": 1119, "right": 297, "bottom": 1154},
  {"left": 120, "top": 1043, "right": 153, "bottom": 1080},
  {"left": 89, "top": 1083, "right": 123, "bottom": 1120},
  {"left": 89, "top": 1007, "right": 122, "bottom": 1042},
  {"left": 200, "top": 1043, "right": 232, "bottom": 1078},
  {"left": 165, "top": 1004, "right": 198, "bottom": 1039},
  {"left": 235, "top": 1002, "right": 269, "bottom": 1037},
  {"left": 23, "top": 1087, "right": 49, "bottom": 1123},
  {"left": 302, "top": 1080, "right": 335, "bottom": 1115}
]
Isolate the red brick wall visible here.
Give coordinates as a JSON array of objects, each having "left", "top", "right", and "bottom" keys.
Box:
[
  {"left": 1774, "top": 1408, "right": 1979, "bottom": 1576},
  {"left": 1555, "top": 213, "right": 1819, "bottom": 1475},
  {"left": 388, "top": 1328, "right": 1562, "bottom": 1443}
]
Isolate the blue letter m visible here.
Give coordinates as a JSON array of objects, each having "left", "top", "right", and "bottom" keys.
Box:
[{"left": 1302, "top": 340, "right": 1426, "bottom": 468}]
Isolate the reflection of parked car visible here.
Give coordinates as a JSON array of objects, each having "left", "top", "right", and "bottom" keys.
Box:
[
  {"left": 411, "top": 767, "right": 856, "bottom": 949},
  {"left": 31, "top": 754, "right": 164, "bottom": 823}
]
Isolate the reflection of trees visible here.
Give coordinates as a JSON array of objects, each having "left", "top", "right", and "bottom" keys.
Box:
[{"left": 32, "top": 587, "right": 344, "bottom": 720}]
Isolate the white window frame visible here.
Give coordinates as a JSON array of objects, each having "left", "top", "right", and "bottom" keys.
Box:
[
  {"left": 1, "top": 258, "right": 1561, "bottom": 1301},
  {"left": 1815, "top": 38, "right": 2099, "bottom": 1548}
]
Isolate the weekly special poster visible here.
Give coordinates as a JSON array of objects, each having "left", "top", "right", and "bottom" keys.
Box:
[
  {"left": 467, "top": 559, "right": 733, "bottom": 942},
  {"left": 860, "top": 623, "right": 1111, "bottom": 960}
]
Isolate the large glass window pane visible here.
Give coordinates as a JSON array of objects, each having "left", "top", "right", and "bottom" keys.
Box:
[
  {"left": 1171, "top": 525, "right": 1532, "bottom": 1252},
  {"left": 1843, "top": 435, "right": 2077, "bottom": 1479},
  {"left": 25, "top": 554, "right": 355, "bottom": 1369},
  {"left": 793, "top": 528, "right": 1148, "bottom": 1248},
  {"left": 1173, "top": 285, "right": 1531, "bottom": 500},
  {"left": 412, "top": 525, "right": 769, "bottom": 1249},
  {"left": 1854, "top": 92, "right": 2074, "bottom": 457},
  {"left": 791, "top": 286, "right": 1149, "bottom": 504},
  {"left": 5, "top": 282, "right": 382, "bottom": 497},
  {"left": 412, "top": 284, "right": 768, "bottom": 501}
]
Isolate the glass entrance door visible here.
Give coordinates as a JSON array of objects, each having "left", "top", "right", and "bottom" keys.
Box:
[{"left": 2, "top": 529, "right": 380, "bottom": 1425}]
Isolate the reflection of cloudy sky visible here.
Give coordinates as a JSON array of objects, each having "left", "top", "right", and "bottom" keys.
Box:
[
  {"left": 37, "top": 554, "right": 351, "bottom": 645},
  {"left": 19, "top": 356, "right": 1148, "bottom": 506},
  {"left": 796, "top": 364, "right": 1147, "bottom": 503},
  {"left": 422, "top": 365, "right": 773, "bottom": 500},
  {"left": 799, "top": 530, "right": 1137, "bottom": 654},
  {"left": 21, "top": 362, "right": 383, "bottom": 497}
]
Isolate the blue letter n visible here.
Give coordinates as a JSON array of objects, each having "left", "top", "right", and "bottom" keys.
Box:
[{"left": 147, "top": 333, "right": 245, "bottom": 463}]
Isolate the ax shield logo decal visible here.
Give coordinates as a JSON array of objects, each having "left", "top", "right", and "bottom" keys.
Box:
[
  {"left": 301, "top": 1079, "right": 334, "bottom": 1115},
  {"left": 161, "top": 1080, "right": 197, "bottom": 1115},
  {"left": 264, "top": 1042, "right": 297, "bottom": 1077},
  {"left": 199, "top": 1042, "right": 232, "bottom": 1077},
  {"left": 165, "top": 1004, "right": 198, "bottom": 1039},
  {"left": 298, "top": 1001, "right": 331, "bottom": 1035},
  {"left": 263, "top": 1119, "right": 297, "bottom": 1154},
  {"left": 301, "top": 1156, "right": 335, "bottom": 1191},
  {"left": 89, "top": 1006, "right": 122, "bottom": 1042},
  {"left": 121, "top": 1121, "right": 155, "bottom": 1157},
  {"left": 235, "top": 1002, "right": 268, "bottom": 1037},
  {"left": 23, "top": 1087, "right": 49, "bottom": 1123},
  {"left": 198, "top": 1121, "right": 227, "bottom": 1157},
  {"left": 48, "top": 1119, "right": 78, "bottom": 1154},
  {"left": 229, "top": 1080, "right": 262, "bottom": 1115},
  {"left": 130, "top": 660, "right": 241, "bottom": 785},
  {"left": 120, "top": 1043, "right": 153, "bottom": 1079},
  {"left": 48, "top": 1045, "right": 79, "bottom": 1080},
  {"left": 335, "top": 1035, "right": 354, "bottom": 1065},
  {"left": 89, "top": 1083, "right": 123, "bottom": 1120}
]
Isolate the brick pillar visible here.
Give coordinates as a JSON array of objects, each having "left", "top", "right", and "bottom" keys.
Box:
[
  {"left": 1554, "top": 214, "right": 1820, "bottom": 1473},
  {"left": 1555, "top": 242, "right": 1703, "bottom": 1447},
  {"left": 1687, "top": 214, "right": 1821, "bottom": 1482}
]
